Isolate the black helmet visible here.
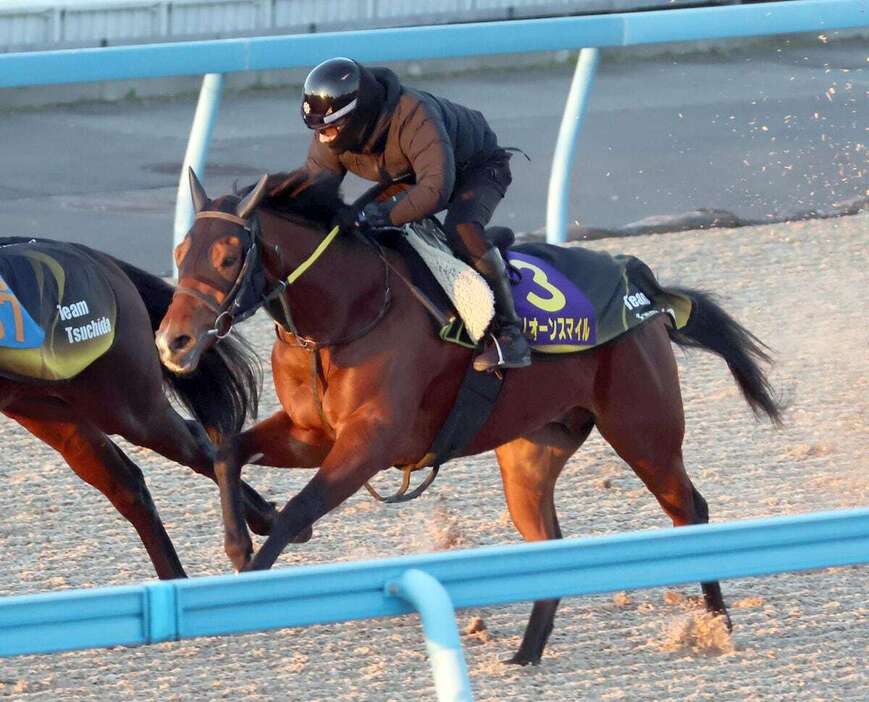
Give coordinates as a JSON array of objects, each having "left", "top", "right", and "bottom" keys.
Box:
[{"left": 301, "top": 57, "right": 361, "bottom": 131}]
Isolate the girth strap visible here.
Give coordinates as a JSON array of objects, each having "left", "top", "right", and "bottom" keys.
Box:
[
  {"left": 417, "top": 361, "right": 503, "bottom": 468},
  {"left": 363, "top": 360, "right": 504, "bottom": 503}
]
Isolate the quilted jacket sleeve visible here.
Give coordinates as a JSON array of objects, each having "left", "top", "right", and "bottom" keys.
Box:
[{"left": 388, "top": 100, "right": 455, "bottom": 226}]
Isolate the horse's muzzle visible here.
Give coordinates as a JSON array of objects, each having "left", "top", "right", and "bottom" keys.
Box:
[{"left": 155, "top": 328, "right": 205, "bottom": 376}]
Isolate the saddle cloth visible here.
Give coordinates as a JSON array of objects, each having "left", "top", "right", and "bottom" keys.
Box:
[
  {"left": 0, "top": 240, "right": 118, "bottom": 381},
  {"left": 402, "top": 224, "right": 692, "bottom": 353},
  {"left": 507, "top": 243, "right": 692, "bottom": 352}
]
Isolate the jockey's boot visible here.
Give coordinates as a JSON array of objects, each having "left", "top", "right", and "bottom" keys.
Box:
[{"left": 472, "top": 248, "right": 531, "bottom": 372}]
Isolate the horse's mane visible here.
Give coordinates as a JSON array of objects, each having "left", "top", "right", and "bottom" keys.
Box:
[{"left": 233, "top": 169, "right": 346, "bottom": 229}]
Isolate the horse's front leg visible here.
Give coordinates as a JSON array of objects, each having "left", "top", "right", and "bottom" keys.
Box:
[
  {"left": 214, "top": 440, "right": 254, "bottom": 570},
  {"left": 246, "top": 418, "right": 397, "bottom": 571},
  {"left": 215, "top": 410, "right": 332, "bottom": 571},
  {"left": 182, "top": 418, "right": 275, "bottom": 537}
]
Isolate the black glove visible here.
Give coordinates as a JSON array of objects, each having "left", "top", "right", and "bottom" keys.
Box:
[
  {"left": 333, "top": 205, "right": 362, "bottom": 231},
  {"left": 359, "top": 202, "right": 394, "bottom": 229}
]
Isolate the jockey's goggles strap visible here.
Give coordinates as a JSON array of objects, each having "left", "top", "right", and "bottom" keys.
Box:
[
  {"left": 194, "top": 211, "right": 251, "bottom": 228},
  {"left": 285, "top": 225, "right": 341, "bottom": 286}
]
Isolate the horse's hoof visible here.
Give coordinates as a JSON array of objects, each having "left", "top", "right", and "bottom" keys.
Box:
[
  {"left": 292, "top": 525, "right": 314, "bottom": 543},
  {"left": 246, "top": 501, "right": 279, "bottom": 536},
  {"left": 226, "top": 543, "right": 253, "bottom": 573},
  {"left": 247, "top": 517, "right": 273, "bottom": 536},
  {"left": 234, "top": 552, "right": 257, "bottom": 572},
  {"left": 502, "top": 654, "right": 540, "bottom": 666}
]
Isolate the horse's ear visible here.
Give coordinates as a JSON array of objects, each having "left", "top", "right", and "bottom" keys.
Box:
[
  {"left": 188, "top": 167, "right": 208, "bottom": 213},
  {"left": 236, "top": 173, "right": 269, "bottom": 220}
]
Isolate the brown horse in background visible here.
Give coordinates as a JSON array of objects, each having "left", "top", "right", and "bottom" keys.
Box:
[
  {"left": 0, "top": 237, "right": 275, "bottom": 580},
  {"left": 157, "top": 172, "right": 781, "bottom": 664}
]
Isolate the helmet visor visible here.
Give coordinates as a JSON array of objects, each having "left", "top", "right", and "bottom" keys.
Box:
[{"left": 302, "top": 96, "right": 358, "bottom": 130}]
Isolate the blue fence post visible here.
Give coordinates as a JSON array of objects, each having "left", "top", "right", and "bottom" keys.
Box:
[
  {"left": 386, "top": 569, "right": 473, "bottom": 702},
  {"left": 173, "top": 72, "right": 224, "bottom": 277},
  {"left": 546, "top": 47, "right": 600, "bottom": 244}
]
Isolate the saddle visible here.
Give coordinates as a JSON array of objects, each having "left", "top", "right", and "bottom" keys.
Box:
[
  {"left": 383, "top": 219, "right": 693, "bottom": 353},
  {"left": 0, "top": 240, "right": 117, "bottom": 382}
]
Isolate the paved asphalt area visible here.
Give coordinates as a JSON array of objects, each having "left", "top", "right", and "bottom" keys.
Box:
[{"left": 0, "top": 36, "right": 865, "bottom": 274}]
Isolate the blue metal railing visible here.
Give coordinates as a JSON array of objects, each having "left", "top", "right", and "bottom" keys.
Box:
[
  {"left": 2, "top": 509, "right": 868, "bottom": 701},
  {"left": 1, "top": 1, "right": 864, "bottom": 86},
  {"left": 0, "top": 0, "right": 865, "bottom": 252}
]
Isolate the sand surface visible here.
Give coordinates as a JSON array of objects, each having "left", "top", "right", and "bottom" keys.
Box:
[{"left": 1, "top": 215, "right": 867, "bottom": 701}]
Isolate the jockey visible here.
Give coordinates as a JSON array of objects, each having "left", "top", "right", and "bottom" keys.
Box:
[{"left": 297, "top": 57, "right": 531, "bottom": 372}]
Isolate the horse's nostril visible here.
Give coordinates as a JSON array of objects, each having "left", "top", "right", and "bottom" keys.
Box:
[{"left": 169, "top": 334, "right": 193, "bottom": 353}]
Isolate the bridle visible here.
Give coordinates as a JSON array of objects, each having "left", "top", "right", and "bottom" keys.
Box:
[
  {"left": 175, "top": 208, "right": 392, "bottom": 348},
  {"left": 174, "top": 210, "right": 267, "bottom": 339}
]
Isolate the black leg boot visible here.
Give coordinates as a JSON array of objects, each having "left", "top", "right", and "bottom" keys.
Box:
[{"left": 472, "top": 248, "right": 531, "bottom": 372}]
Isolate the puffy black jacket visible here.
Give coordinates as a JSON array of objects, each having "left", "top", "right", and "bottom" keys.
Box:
[{"left": 301, "top": 67, "right": 500, "bottom": 225}]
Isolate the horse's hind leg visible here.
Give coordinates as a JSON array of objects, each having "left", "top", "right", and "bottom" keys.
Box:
[
  {"left": 685, "top": 484, "right": 729, "bottom": 624},
  {"left": 495, "top": 415, "right": 594, "bottom": 665},
  {"left": 592, "top": 320, "right": 731, "bottom": 628},
  {"left": 6, "top": 411, "right": 186, "bottom": 579}
]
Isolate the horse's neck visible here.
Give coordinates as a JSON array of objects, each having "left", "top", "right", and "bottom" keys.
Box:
[{"left": 259, "top": 212, "right": 382, "bottom": 341}]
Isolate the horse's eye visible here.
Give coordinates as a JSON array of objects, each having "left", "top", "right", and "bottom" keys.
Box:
[{"left": 221, "top": 256, "right": 238, "bottom": 268}]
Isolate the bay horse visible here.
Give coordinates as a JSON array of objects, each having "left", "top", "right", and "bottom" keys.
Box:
[
  {"left": 156, "top": 171, "right": 781, "bottom": 664},
  {"left": 0, "top": 236, "right": 275, "bottom": 580}
]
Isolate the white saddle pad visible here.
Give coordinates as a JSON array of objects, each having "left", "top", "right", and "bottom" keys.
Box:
[{"left": 402, "top": 224, "right": 494, "bottom": 343}]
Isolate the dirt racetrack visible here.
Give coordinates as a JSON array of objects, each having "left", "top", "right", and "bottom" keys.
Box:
[{"left": 1, "top": 214, "right": 867, "bottom": 701}]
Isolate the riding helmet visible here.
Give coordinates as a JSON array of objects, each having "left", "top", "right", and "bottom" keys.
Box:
[{"left": 301, "top": 57, "right": 361, "bottom": 131}]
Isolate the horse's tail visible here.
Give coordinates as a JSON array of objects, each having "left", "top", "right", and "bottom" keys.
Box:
[
  {"left": 109, "top": 256, "right": 261, "bottom": 436},
  {"left": 667, "top": 287, "right": 783, "bottom": 424}
]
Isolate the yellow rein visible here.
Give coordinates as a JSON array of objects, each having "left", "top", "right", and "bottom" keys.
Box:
[{"left": 285, "top": 225, "right": 341, "bottom": 285}]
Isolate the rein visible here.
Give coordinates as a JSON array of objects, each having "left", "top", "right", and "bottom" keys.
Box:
[
  {"left": 273, "top": 223, "right": 393, "bottom": 350},
  {"left": 285, "top": 223, "right": 342, "bottom": 285}
]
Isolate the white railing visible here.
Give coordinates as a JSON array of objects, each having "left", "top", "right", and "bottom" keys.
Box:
[{"left": 0, "top": 1, "right": 703, "bottom": 51}]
